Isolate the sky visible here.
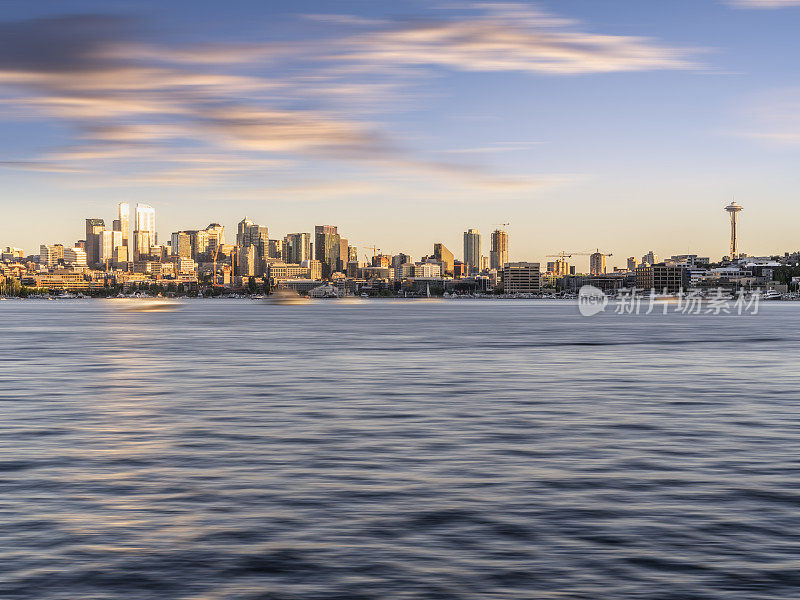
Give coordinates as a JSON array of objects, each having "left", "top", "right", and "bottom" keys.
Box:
[{"left": 1, "top": 0, "right": 800, "bottom": 270}]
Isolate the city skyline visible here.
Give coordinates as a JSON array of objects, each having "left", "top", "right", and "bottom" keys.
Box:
[{"left": 2, "top": 1, "right": 800, "bottom": 264}]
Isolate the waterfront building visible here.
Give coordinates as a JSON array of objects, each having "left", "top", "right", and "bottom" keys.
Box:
[
  {"left": 433, "top": 243, "right": 455, "bottom": 275},
  {"left": 464, "top": 228, "right": 481, "bottom": 275},
  {"left": 490, "top": 229, "right": 509, "bottom": 271},
  {"left": 502, "top": 262, "right": 541, "bottom": 294},
  {"left": 266, "top": 261, "right": 322, "bottom": 283},
  {"left": 635, "top": 263, "right": 688, "bottom": 293},
  {"left": 413, "top": 262, "right": 442, "bottom": 278}
]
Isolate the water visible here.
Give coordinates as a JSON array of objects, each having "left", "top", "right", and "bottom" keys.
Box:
[{"left": 2, "top": 299, "right": 800, "bottom": 599}]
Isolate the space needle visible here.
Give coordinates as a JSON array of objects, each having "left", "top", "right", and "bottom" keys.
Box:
[{"left": 725, "top": 201, "right": 743, "bottom": 260}]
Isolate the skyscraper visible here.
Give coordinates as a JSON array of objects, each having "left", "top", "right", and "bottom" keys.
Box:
[
  {"left": 490, "top": 229, "right": 509, "bottom": 271},
  {"left": 627, "top": 257, "right": 636, "bottom": 271},
  {"left": 589, "top": 252, "right": 606, "bottom": 276},
  {"left": 315, "top": 225, "right": 340, "bottom": 277},
  {"left": 85, "top": 218, "right": 105, "bottom": 266},
  {"left": 99, "top": 230, "right": 122, "bottom": 265},
  {"left": 284, "top": 233, "right": 311, "bottom": 264},
  {"left": 463, "top": 228, "right": 481, "bottom": 274},
  {"left": 133, "top": 203, "right": 155, "bottom": 262},
  {"left": 135, "top": 203, "right": 156, "bottom": 244},
  {"left": 641, "top": 250, "right": 658, "bottom": 266},
  {"left": 117, "top": 202, "right": 130, "bottom": 247},
  {"left": 433, "top": 243, "right": 454, "bottom": 275},
  {"left": 237, "top": 217, "right": 269, "bottom": 257},
  {"left": 171, "top": 232, "right": 192, "bottom": 258}
]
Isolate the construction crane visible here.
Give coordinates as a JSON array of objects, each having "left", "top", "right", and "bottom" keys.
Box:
[
  {"left": 546, "top": 249, "right": 613, "bottom": 259},
  {"left": 546, "top": 249, "right": 614, "bottom": 276},
  {"left": 365, "top": 245, "right": 380, "bottom": 258}
]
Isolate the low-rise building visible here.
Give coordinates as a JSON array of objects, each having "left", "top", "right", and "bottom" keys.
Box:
[{"left": 502, "top": 262, "right": 541, "bottom": 294}]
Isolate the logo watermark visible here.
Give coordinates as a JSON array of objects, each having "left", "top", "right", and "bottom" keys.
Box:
[
  {"left": 579, "top": 287, "right": 762, "bottom": 316},
  {"left": 578, "top": 285, "right": 609, "bottom": 317}
]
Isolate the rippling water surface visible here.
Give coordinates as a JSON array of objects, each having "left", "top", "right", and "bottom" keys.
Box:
[{"left": 2, "top": 299, "right": 800, "bottom": 599}]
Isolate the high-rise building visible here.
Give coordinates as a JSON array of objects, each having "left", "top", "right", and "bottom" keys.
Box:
[
  {"left": 268, "top": 239, "right": 283, "bottom": 260},
  {"left": 433, "top": 243, "right": 454, "bottom": 275},
  {"left": 392, "top": 253, "right": 413, "bottom": 268},
  {"left": 549, "top": 259, "right": 570, "bottom": 276},
  {"left": 641, "top": 250, "right": 658, "bottom": 266},
  {"left": 133, "top": 231, "right": 151, "bottom": 262},
  {"left": 589, "top": 252, "right": 606, "bottom": 276},
  {"left": 490, "top": 229, "right": 509, "bottom": 271},
  {"left": 171, "top": 232, "right": 192, "bottom": 258},
  {"left": 135, "top": 203, "right": 156, "bottom": 244},
  {"left": 40, "top": 244, "right": 64, "bottom": 267},
  {"left": 627, "top": 257, "right": 636, "bottom": 271},
  {"left": 463, "top": 228, "right": 481, "bottom": 275},
  {"left": 284, "top": 233, "right": 311, "bottom": 264},
  {"left": 315, "top": 225, "right": 340, "bottom": 277},
  {"left": 237, "top": 217, "right": 268, "bottom": 257},
  {"left": 502, "top": 262, "right": 541, "bottom": 294},
  {"left": 336, "top": 237, "right": 349, "bottom": 272},
  {"left": 204, "top": 223, "right": 224, "bottom": 255},
  {"left": 1, "top": 247, "right": 23, "bottom": 262},
  {"left": 64, "top": 246, "right": 87, "bottom": 268},
  {"left": 118, "top": 203, "right": 130, "bottom": 247},
  {"left": 85, "top": 218, "right": 105, "bottom": 266},
  {"left": 99, "top": 230, "right": 122, "bottom": 265},
  {"left": 238, "top": 244, "right": 258, "bottom": 277},
  {"left": 372, "top": 254, "right": 391, "bottom": 268}
]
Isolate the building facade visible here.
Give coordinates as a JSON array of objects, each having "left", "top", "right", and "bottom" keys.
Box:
[
  {"left": 463, "top": 228, "right": 481, "bottom": 275},
  {"left": 490, "top": 229, "right": 509, "bottom": 271},
  {"left": 502, "top": 262, "right": 541, "bottom": 294}
]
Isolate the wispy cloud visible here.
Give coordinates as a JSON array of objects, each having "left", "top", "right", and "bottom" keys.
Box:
[
  {"left": 0, "top": 5, "right": 702, "bottom": 189},
  {"left": 725, "top": 0, "right": 800, "bottom": 8},
  {"left": 332, "top": 4, "right": 699, "bottom": 75},
  {"left": 734, "top": 88, "right": 800, "bottom": 144}
]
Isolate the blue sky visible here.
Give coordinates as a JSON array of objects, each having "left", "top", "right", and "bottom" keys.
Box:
[{"left": 2, "top": 0, "right": 800, "bottom": 268}]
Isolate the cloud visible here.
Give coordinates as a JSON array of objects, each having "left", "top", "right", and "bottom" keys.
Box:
[
  {"left": 725, "top": 0, "right": 800, "bottom": 8},
  {"left": 0, "top": 6, "right": 701, "bottom": 190},
  {"left": 332, "top": 4, "right": 698, "bottom": 74},
  {"left": 736, "top": 89, "right": 800, "bottom": 144}
]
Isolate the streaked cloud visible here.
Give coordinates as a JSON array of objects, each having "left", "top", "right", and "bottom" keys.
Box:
[
  {"left": 0, "top": 5, "right": 701, "bottom": 190},
  {"left": 332, "top": 4, "right": 698, "bottom": 75},
  {"left": 736, "top": 88, "right": 800, "bottom": 144},
  {"left": 725, "top": 0, "right": 800, "bottom": 8}
]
